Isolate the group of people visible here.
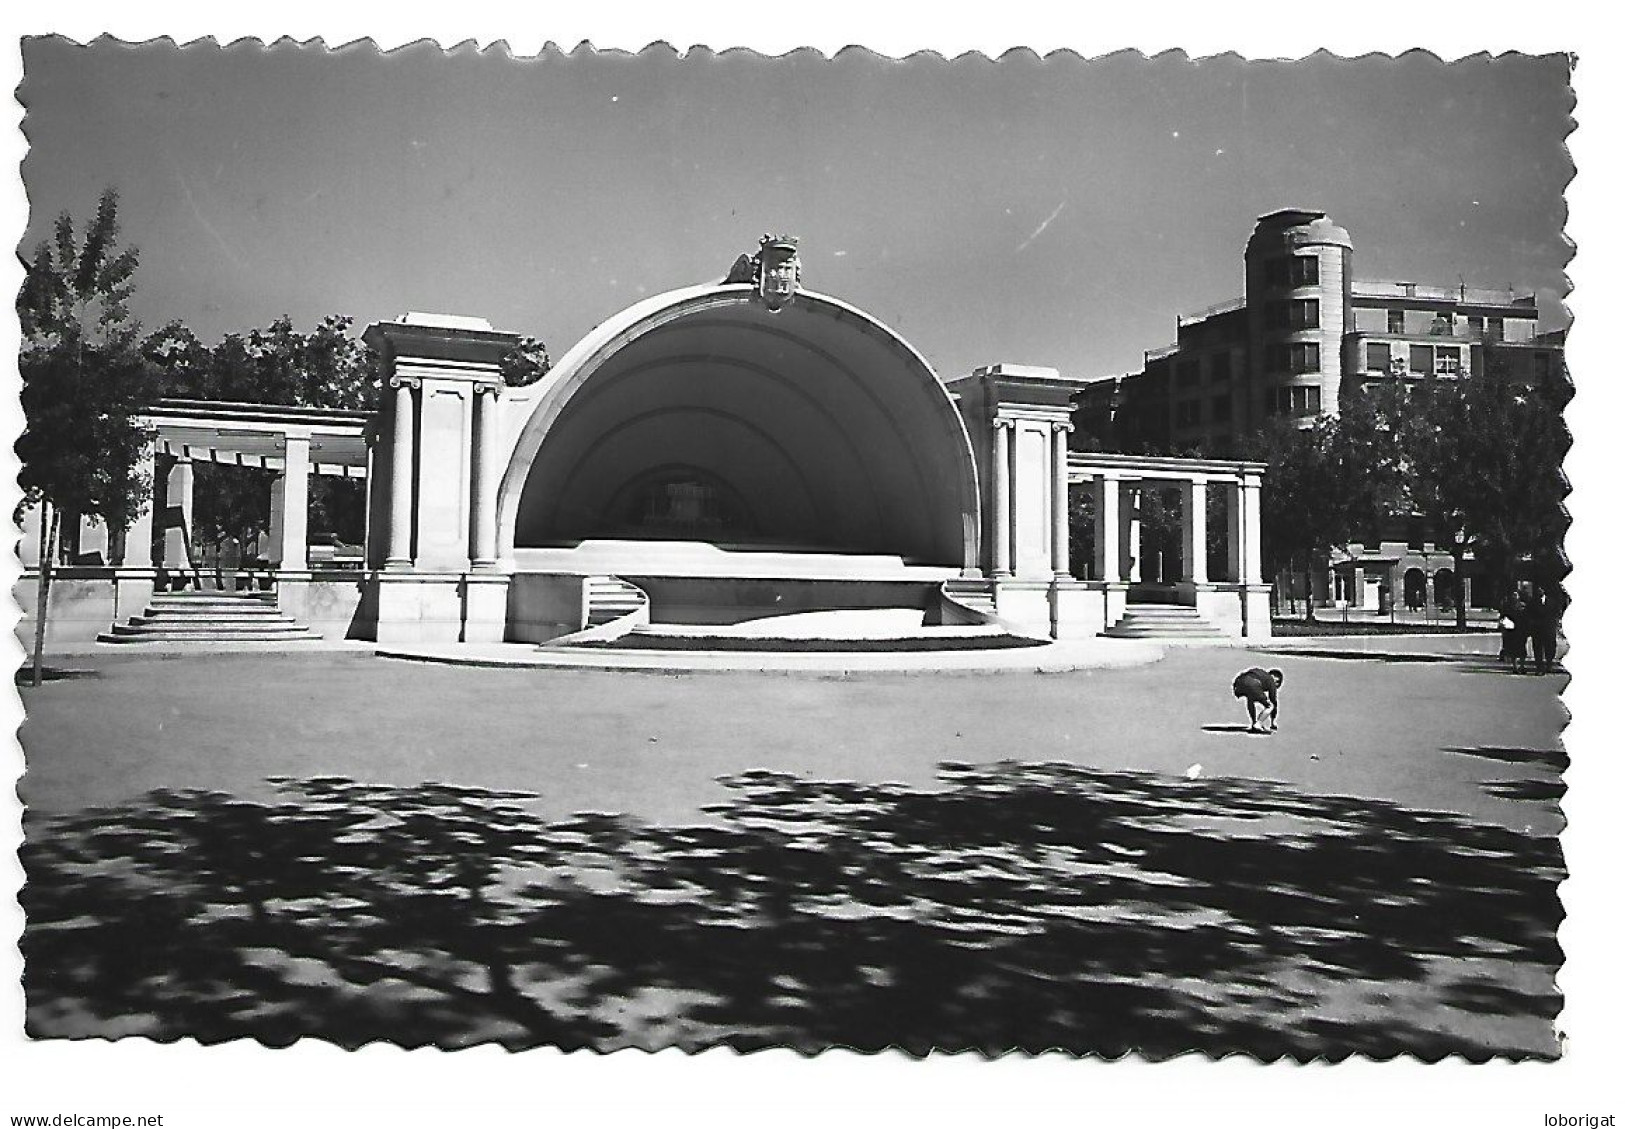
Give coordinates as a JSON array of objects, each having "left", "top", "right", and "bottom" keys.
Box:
[{"left": 1498, "top": 583, "right": 1563, "bottom": 676}]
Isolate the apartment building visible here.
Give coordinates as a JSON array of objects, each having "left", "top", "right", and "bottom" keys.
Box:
[{"left": 1075, "top": 208, "right": 1563, "bottom": 454}]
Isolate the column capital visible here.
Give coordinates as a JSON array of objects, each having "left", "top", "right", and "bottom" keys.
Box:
[
  {"left": 472, "top": 380, "right": 504, "bottom": 397},
  {"left": 1049, "top": 421, "right": 1075, "bottom": 434},
  {"left": 389, "top": 374, "right": 423, "bottom": 391}
]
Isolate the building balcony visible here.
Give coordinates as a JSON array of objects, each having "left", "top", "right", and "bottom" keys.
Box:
[{"left": 1352, "top": 280, "right": 1538, "bottom": 309}]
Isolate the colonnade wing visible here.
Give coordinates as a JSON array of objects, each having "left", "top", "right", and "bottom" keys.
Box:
[
  {"left": 130, "top": 401, "right": 376, "bottom": 572},
  {"left": 1065, "top": 453, "right": 1268, "bottom": 588}
]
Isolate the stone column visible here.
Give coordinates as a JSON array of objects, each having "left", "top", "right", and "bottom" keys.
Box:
[
  {"left": 469, "top": 382, "right": 502, "bottom": 569},
  {"left": 990, "top": 419, "right": 1013, "bottom": 577},
  {"left": 267, "top": 477, "right": 286, "bottom": 565},
  {"left": 1119, "top": 482, "right": 1142, "bottom": 583},
  {"left": 386, "top": 377, "right": 418, "bottom": 570},
  {"left": 1224, "top": 480, "right": 1243, "bottom": 583},
  {"left": 1093, "top": 474, "right": 1120, "bottom": 582},
  {"left": 362, "top": 431, "right": 375, "bottom": 566},
  {"left": 161, "top": 456, "right": 194, "bottom": 568},
  {"left": 1050, "top": 422, "right": 1072, "bottom": 579},
  {"left": 1182, "top": 477, "right": 1208, "bottom": 584},
  {"left": 280, "top": 434, "right": 311, "bottom": 571},
  {"left": 1240, "top": 472, "right": 1264, "bottom": 586}
]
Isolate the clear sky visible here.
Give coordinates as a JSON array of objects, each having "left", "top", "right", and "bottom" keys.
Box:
[{"left": 19, "top": 41, "right": 1572, "bottom": 381}]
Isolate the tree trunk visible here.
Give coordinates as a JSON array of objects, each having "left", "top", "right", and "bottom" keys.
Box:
[
  {"left": 1302, "top": 555, "right": 1317, "bottom": 623},
  {"left": 31, "top": 504, "right": 60, "bottom": 688}
]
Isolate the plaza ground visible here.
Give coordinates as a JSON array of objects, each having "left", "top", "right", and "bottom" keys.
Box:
[
  {"left": 20, "top": 635, "right": 1564, "bottom": 835},
  {"left": 15, "top": 636, "right": 1567, "bottom": 1058}
]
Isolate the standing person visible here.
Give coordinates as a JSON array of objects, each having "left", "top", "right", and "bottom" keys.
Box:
[
  {"left": 1498, "top": 587, "right": 1525, "bottom": 667},
  {"left": 1511, "top": 584, "right": 1539, "bottom": 675},
  {"left": 1528, "top": 585, "right": 1559, "bottom": 676}
]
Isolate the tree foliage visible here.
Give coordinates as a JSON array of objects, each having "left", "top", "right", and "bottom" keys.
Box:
[
  {"left": 1244, "top": 395, "right": 1403, "bottom": 620},
  {"left": 150, "top": 314, "right": 378, "bottom": 411},
  {"left": 1392, "top": 375, "right": 1569, "bottom": 620},
  {"left": 499, "top": 335, "right": 552, "bottom": 387},
  {"left": 17, "top": 188, "right": 156, "bottom": 530},
  {"left": 1243, "top": 373, "right": 1567, "bottom": 623}
]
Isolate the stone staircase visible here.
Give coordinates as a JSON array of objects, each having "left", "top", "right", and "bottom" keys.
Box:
[
  {"left": 940, "top": 578, "right": 998, "bottom": 621},
  {"left": 583, "top": 575, "right": 650, "bottom": 629},
  {"left": 98, "top": 590, "right": 322, "bottom": 644},
  {"left": 1102, "top": 603, "right": 1227, "bottom": 640}
]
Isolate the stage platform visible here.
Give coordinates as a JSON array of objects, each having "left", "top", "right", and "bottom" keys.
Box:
[{"left": 512, "top": 540, "right": 960, "bottom": 582}]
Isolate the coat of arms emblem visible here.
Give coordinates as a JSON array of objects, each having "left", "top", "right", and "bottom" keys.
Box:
[{"left": 755, "top": 234, "right": 801, "bottom": 312}]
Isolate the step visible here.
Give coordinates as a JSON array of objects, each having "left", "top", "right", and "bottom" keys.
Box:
[
  {"left": 109, "top": 622, "right": 317, "bottom": 637},
  {"left": 145, "top": 599, "right": 281, "bottom": 612},
  {"left": 149, "top": 590, "right": 277, "bottom": 600},
  {"left": 134, "top": 610, "right": 290, "bottom": 617},
  {"left": 130, "top": 614, "right": 301, "bottom": 628},
  {"left": 1106, "top": 618, "right": 1222, "bottom": 628},
  {"left": 141, "top": 602, "right": 287, "bottom": 614},
  {"left": 98, "top": 632, "right": 325, "bottom": 644},
  {"left": 1103, "top": 625, "right": 1227, "bottom": 638}
]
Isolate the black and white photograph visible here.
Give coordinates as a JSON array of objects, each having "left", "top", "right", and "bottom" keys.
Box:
[{"left": 3, "top": 8, "right": 1618, "bottom": 1128}]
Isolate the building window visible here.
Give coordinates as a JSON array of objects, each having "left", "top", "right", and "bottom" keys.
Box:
[
  {"left": 1367, "top": 341, "right": 1392, "bottom": 372},
  {"left": 1210, "top": 352, "right": 1232, "bottom": 383},
  {"left": 1175, "top": 399, "right": 1202, "bottom": 427},
  {"left": 1263, "top": 257, "right": 1290, "bottom": 287},
  {"left": 1264, "top": 386, "right": 1322, "bottom": 417},
  {"left": 1211, "top": 393, "right": 1232, "bottom": 421},
  {"left": 1431, "top": 311, "right": 1454, "bottom": 336},
  {"left": 1388, "top": 309, "right": 1406, "bottom": 334},
  {"left": 1175, "top": 360, "right": 1199, "bottom": 388},
  {"left": 1265, "top": 343, "right": 1289, "bottom": 373},
  {"left": 1291, "top": 256, "right": 1319, "bottom": 287},
  {"left": 1290, "top": 342, "right": 1320, "bottom": 373},
  {"left": 1487, "top": 316, "right": 1505, "bottom": 342},
  {"left": 1291, "top": 299, "right": 1320, "bottom": 330},
  {"left": 1409, "top": 343, "right": 1433, "bottom": 373},
  {"left": 1435, "top": 345, "right": 1462, "bottom": 375},
  {"left": 1468, "top": 315, "right": 1484, "bottom": 337}
]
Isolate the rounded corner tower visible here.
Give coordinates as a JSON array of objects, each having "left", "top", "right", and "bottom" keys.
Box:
[{"left": 1243, "top": 209, "right": 1354, "bottom": 424}]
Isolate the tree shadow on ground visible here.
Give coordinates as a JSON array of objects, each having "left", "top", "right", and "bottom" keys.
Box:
[
  {"left": 14, "top": 665, "right": 101, "bottom": 684},
  {"left": 1442, "top": 746, "right": 1569, "bottom": 773},
  {"left": 21, "top": 762, "right": 1564, "bottom": 1059}
]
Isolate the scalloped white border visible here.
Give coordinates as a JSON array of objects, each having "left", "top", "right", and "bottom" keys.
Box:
[{"left": 1, "top": 8, "right": 1612, "bottom": 1128}]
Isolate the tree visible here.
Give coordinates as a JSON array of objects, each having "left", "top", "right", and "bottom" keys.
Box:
[
  {"left": 18, "top": 189, "right": 156, "bottom": 684},
  {"left": 500, "top": 336, "right": 551, "bottom": 387},
  {"left": 1398, "top": 376, "right": 1569, "bottom": 626},
  {"left": 1245, "top": 399, "right": 1403, "bottom": 622}
]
